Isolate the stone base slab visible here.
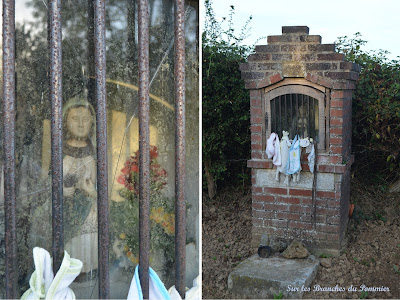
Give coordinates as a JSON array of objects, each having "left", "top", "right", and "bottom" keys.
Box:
[{"left": 228, "top": 254, "right": 319, "bottom": 299}]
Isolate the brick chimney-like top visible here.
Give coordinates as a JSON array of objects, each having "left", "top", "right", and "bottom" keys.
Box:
[{"left": 240, "top": 25, "right": 361, "bottom": 90}]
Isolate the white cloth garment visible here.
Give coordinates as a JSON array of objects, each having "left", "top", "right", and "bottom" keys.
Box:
[
  {"left": 21, "top": 248, "right": 54, "bottom": 300},
  {"left": 168, "top": 276, "right": 200, "bottom": 300},
  {"left": 21, "top": 248, "right": 82, "bottom": 300},
  {"left": 266, "top": 133, "right": 282, "bottom": 166},
  {"left": 308, "top": 143, "right": 316, "bottom": 173},
  {"left": 299, "top": 137, "right": 310, "bottom": 148},
  {"left": 46, "top": 250, "right": 83, "bottom": 300},
  {"left": 127, "top": 265, "right": 171, "bottom": 300},
  {"left": 286, "top": 135, "right": 301, "bottom": 175}
]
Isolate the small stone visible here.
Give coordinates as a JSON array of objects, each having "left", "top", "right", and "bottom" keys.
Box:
[
  {"left": 385, "top": 291, "right": 392, "bottom": 297},
  {"left": 282, "top": 240, "right": 310, "bottom": 259},
  {"left": 320, "top": 258, "right": 332, "bottom": 268},
  {"left": 209, "top": 206, "right": 216, "bottom": 214},
  {"left": 338, "top": 278, "right": 344, "bottom": 285},
  {"left": 307, "top": 255, "right": 317, "bottom": 263}
]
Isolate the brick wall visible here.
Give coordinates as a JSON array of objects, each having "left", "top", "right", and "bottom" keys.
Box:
[{"left": 241, "top": 26, "right": 360, "bottom": 255}]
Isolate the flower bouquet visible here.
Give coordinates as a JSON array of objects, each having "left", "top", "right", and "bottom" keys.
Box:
[{"left": 110, "top": 146, "right": 175, "bottom": 270}]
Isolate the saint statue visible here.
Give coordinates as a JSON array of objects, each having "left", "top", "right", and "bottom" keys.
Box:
[{"left": 62, "top": 97, "right": 98, "bottom": 285}]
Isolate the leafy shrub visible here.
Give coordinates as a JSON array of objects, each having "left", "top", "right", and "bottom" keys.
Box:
[
  {"left": 202, "top": 0, "right": 255, "bottom": 196},
  {"left": 336, "top": 33, "right": 400, "bottom": 186}
]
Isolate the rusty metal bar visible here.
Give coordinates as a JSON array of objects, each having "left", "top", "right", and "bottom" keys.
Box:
[
  {"left": 94, "top": 0, "right": 110, "bottom": 298},
  {"left": 138, "top": 0, "right": 150, "bottom": 298},
  {"left": 2, "top": 0, "right": 17, "bottom": 297},
  {"left": 49, "top": 0, "right": 64, "bottom": 273},
  {"left": 174, "top": 0, "right": 186, "bottom": 297}
]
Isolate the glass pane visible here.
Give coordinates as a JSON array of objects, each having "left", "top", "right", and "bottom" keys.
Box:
[
  {"left": 0, "top": 0, "right": 199, "bottom": 298},
  {"left": 271, "top": 94, "right": 319, "bottom": 141}
]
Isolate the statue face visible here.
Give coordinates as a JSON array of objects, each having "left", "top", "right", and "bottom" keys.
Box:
[{"left": 66, "top": 106, "right": 92, "bottom": 139}]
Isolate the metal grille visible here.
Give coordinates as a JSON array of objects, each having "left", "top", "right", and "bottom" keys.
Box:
[
  {"left": 2, "top": 0, "right": 188, "bottom": 298},
  {"left": 270, "top": 93, "right": 319, "bottom": 141}
]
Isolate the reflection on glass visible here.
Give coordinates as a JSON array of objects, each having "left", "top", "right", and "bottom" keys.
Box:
[
  {"left": 62, "top": 98, "right": 98, "bottom": 297},
  {"left": 0, "top": 0, "right": 199, "bottom": 298}
]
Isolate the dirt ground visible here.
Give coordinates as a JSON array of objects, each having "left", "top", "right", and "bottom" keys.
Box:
[{"left": 202, "top": 179, "right": 400, "bottom": 299}]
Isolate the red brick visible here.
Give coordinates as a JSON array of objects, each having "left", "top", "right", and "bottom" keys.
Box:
[
  {"left": 264, "top": 187, "right": 288, "bottom": 195},
  {"left": 331, "top": 146, "right": 343, "bottom": 154},
  {"left": 301, "top": 198, "right": 312, "bottom": 205},
  {"left": 289, "top": 205, "right": 311, "bottom": 214},
  {"left": 252, "top": 202, "right": 263, "bottom": 210},
  {"left": 330, "top": 137, "right": 343, "bottom": 145},
  {"left": 330, "top": 127, "right": 343, "bottom": 135},
  {"left": 335, "top": 165, "right": 346, "bottom": 173},
  {"left": 252, "top": 186, "right": 262, "bottom": 194},
  {"left": 317, "top": 207, "right": 339, "bottom": 216},
  {"left": 270, "top": 219, "right": 288, "bottom": 228},
  {"left": 256, "top": 78, "right": 271, "bottom": 89},
  {"left": 250, "top": 98, "right": 261, "bottom": 107},
  {"left": 270, "top": 73, "right": 283, "bottom": 84},
  {"left": 267, "top": 35, "right": 292, "bottom": 43},
  {"left": 276, "top": 212, "right": 301, "bottom": 221},
  {"left": 252, "top": 218, "right": 263, "bottom": 226},
  {"left": 315, "top": 199, "right": 327, "bottom": 207},
  {"left": 317, "top": 223, "right": 339, "bottom": 233},
  {"left": 330, "top": 100, "right": 344, "bottom": 108},
  {"left": 318, "top": 164, "right": 334, "bottom": 172},
  {"left": 253, "top": 210, "right": 273, "bottom": 219},
  {"left": 253, "top": 194, "right": 274, "bottom": 203},
  {"left": 251, "top": 143, "right": 263, "bottom": 151},
  {"left": 316, "top": 191, "right": 336, "bottom": 199},
  {"left": 251, "top": 151, "right": 262, "bottom": 159},
  {"left": 250, "top": 107, "right": 262, "bottom": 116},
  {"left": 251, "top": 116, "right": 262, "bottom": 124},
  {"left": 251, "top": 134, "right": 262, "bottom": 142},
  {"left": 245, "top": 81, "right": 257, "bottom": 89},
  {"left": 278, "top": 197, "right": 301, "bottom": 205},
  {"left": 330, "top": 108, "right": 344, "bottom": 117},
  {"left": 248, "top": 53, "right": 271, "bottom": 62},
  {"left": 317, "top": 53, "right": 345, "bottom": 61},
  {"left": 247, "top": 160, "right": 273, "bottom": 169},
  {"left": 289, "top": 189, "right": 312, "bottom": 197},
  {"left": 250, "top": 90, "right": 261, "bottom": 97},
  {"left": 251, "top": 125, "right": 262, "bottom": 133},
  {"left": 330, "top": 118, "right": 343, "bottom": 126},
  {"left": 289, "top": 221, "right": 313, "bottom": 230},
  {"left": 264, "top": 203, "right": 288, "bottom": 212},
  {"left": 327, "top": 200, "right": 340, "bottom": 207}
]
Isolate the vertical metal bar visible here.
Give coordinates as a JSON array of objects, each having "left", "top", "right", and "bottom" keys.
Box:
[
  {"left": 290, "top": 94, "right": 293, "bottom": 134},
  {"left": 94, "top": 0, "right": 110, "bottom": 298},
  {"left": 283, "top": 94, "right": 286, "bottom": 131},
  {"left": 278, "top": 96, "right": 282, "bottom": 135},
  {"left": 271, "top": 99, "right": 275, "bottom": 133},
  {"left": 294, "top": 94, "right": 300, "bottom": 134},
  {"left": 138, "top": 0, "right": 150, "bottom": 298},
  {"left": 2, "top": 0, "right": 17, "bottom": 297},
  {"left": 174, "top": 0, "right": 186, "bottom": 297},
  {"left": 49, "top": 0, "right": 64, "bottom": 273},
  {"left": 307, "top": 96, "right": 310, "bottom": 138}
]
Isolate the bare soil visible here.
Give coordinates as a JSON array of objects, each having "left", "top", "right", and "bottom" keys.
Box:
[{"left": 202, "top": 180, "right": 400, "bottom": 299}]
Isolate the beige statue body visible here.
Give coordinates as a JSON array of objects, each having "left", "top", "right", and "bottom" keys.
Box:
[{"left": 62, "top": 98, "right": 98, "bottom": 274}]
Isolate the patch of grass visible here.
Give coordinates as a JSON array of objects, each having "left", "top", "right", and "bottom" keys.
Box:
[
  {"left": 212, "top": 256, "right": 217, "bottom": 261},
  {"left": 360, "top": 291, "right": 368, "bottom": 299},
  {"left": 353, "top": 257, "right": 360, "bottom": 263},
  {"left": 273, "top": 292, "right": 283, "bottom": 299},
  {"left": 359, "top": 259, "right": 370, "bottom": 266},
  {"left": 394, "top": 265, "right": 400, "bottom": 274},
  {"left": 320, "top": 253, "right": 332, "bottom": 258}
]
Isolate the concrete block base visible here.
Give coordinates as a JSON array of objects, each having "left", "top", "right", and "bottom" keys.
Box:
[{"left": 228, "top": 255, "right": 319, "bottom": 299}]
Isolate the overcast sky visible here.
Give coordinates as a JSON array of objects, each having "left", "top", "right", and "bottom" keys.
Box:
[{"left": 204, "top": 0, "right": 400, "bottom": 61}]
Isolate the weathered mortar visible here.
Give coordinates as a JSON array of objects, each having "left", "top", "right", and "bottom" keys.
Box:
[{"left": 241, "top": 26, "right": 360, "bottom": 255}]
